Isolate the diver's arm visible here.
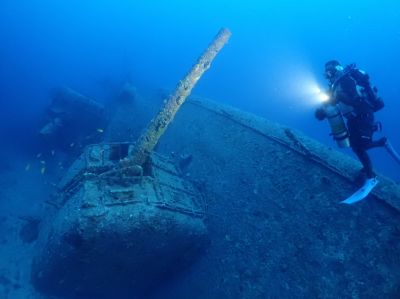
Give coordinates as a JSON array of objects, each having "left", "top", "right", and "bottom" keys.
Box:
[{"left": 315, "top": 107, "right": 326, "bottom": 120}]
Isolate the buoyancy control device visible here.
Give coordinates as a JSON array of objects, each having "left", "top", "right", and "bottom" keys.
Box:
[{"left": 345, "top": 64, "right": 384, "bottom": 112}]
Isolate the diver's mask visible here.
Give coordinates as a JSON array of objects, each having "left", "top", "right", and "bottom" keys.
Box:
[{"left": 324, "top": 64, "right": 344, "bottom": 82}]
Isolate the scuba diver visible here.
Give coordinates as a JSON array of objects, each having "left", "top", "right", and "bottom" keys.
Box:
[{"left": 314, "top": 60, "right": 400, "bottom": 203}]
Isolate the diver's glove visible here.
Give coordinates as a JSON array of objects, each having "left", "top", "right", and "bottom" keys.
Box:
[{"left": 315, "top": 107, "right": 326, "bottom": 121}]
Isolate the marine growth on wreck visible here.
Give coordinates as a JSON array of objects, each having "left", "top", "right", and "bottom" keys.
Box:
[{"left": 1, "top": 3, "right": 400, "bottom": 299}]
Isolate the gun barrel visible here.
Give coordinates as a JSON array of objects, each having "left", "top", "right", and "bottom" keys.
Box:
[{"left": 128, "top": 28, "right": 231, "bottom": 166}]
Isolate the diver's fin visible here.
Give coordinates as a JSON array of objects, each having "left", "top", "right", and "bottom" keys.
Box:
[
  {"left": 385, "top": 140, "right": 400, "bottom": 166},
  {"left": 340, "top": 177, "right": 378, "bottom": 204}
]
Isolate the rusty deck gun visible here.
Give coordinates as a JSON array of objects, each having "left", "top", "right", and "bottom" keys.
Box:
[{"left": 31, "top": 28, "right": 231, "bottom": 298}]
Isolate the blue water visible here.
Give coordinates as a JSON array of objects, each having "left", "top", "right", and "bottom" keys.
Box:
[
  {"left": 1, "top": 0, "right": 399, "bottom": 180},
  {"left": 1, "top": 2, "right": 400, "bottom": 298}
]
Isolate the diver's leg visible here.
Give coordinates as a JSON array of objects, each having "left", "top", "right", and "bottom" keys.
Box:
[
  {"left": 385, "top": 140, "right": 400, "bottom": 166},
  {"left": 353, "top": 148, "right": 375, "bottom": 178},
  {"left": 359, "top": 113, "right": 387, "bottom": 149},
  {"left": 348, "top": 116, "right": 375, "bottom": 179},
  {"left": 365, "top": 137, "right": 387, "bottom": 149}
]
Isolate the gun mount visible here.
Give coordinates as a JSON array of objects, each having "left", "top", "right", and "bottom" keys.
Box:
[{"left": 31, "top": 28, "right": 231, "bottom": 298}]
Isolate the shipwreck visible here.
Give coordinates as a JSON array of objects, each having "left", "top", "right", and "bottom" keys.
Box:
[{"left": 28, "top": 28, "right": 400, "bottom": 299}]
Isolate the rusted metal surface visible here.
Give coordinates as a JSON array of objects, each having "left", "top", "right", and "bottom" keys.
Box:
[{"left": 128, "top": 28, "right": 231, "bottom": 167}]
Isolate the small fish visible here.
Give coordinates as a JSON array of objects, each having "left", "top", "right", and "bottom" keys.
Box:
[
  {"left": 40, "top": 167, "right": 46, "bottom": 174},
  {"left": 70, "top": 143, "right": 75, "bottom": 147},
  {"left": 25, "top": 163, "right": 31, "bottom": 171},
  {"left": 51, "top": 150, "right": 55, "bottom": 156},
  {"left": 40, "top": 160, "right": 46, "bottom": 165},
  {"left": 97, "top": 128, "right": 104, "bottom": 133},
  {"left": 36, "top": 153, "right": 42, "bottom": 158}
]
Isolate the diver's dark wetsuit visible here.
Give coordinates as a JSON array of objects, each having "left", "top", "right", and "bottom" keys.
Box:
[{"left": 331, "top": 72, "right": 386, "bottom": 178}]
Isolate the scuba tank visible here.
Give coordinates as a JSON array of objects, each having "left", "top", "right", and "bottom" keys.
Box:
[{"left": 324, "top": 103, "right": 350, "bottom": 148}]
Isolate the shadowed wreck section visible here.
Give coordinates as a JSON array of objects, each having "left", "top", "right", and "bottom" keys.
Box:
[{"left": 153, "top": 97, "right": 400, "bottom": 299}]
